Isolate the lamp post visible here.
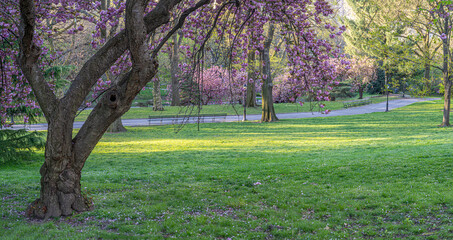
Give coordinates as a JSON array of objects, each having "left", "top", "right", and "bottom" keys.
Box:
[
  {"left": 385, "top": 83, "right": 389, "bottom": 112},
  {"left": 402, "top": 78, "right": 406, "bottom": 98},
  {"left": 243, "top": 84, "right": 247, "bottom": 121}
]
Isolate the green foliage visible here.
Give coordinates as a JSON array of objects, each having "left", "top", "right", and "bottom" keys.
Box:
[
  {"left": 331, "top": 82, "right": 356, "bottom": 99},
  {"left": 43, "top": 65, "right": 74, "bottom": 97},
  {"left": 0, "top": 129, "right": 45, "bottom": 164},
  {"left": 135, "top": 87, "right": 154, "bottom": 100},
  {"left": 179, "top": 78, "right": 201, "bottom": 105},
  {"left": 5, "top": 106, "right": 42, "bottom": 125},
  {"left": 408, "top": 76, "right": 440, "bottom": 97},
  {"left": 368, "top": 66, "right": 386, "bottom": 94},
  {"left": 1, "top": 101, "right": 452, "bottom": 239},
  {"left": 344, "top": 0, "right": 413, "bottom": 87}
]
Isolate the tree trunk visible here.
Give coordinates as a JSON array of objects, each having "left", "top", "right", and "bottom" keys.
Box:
[
  {"left": 107, "top": 118, "right": 126, "bottom": 133},
  {"left": 170, "top": 33, "right": 181, "bottom": 106},
  {"left": 261, "top": 24, "right": 278, "bottom": 122},
  {"left": 384, "top": 69, "right": 389, "bottom": 112},
  {"left": 424, "top": 63, "right": 430, "bottom": 81},
  {"left": 441, "top": 76, "right": 451, "bottom": 127},
  {"left": 27, "top": 113, "right": 90, "bottom": 219},
  {"left": 358, "top": 85, "right": 364, "bottom": 99},
  {"left": 246, "top": 51, "right": 257, "bottom": 107},
  {"left": 441, "top": 28, "right": 451, "bottom": 127},
  {"left": 153, "top": 80, "right": 164, "bottom": 111}
]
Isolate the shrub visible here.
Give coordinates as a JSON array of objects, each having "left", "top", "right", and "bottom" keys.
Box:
[{"left": 0, "top": 129, "right": 45, "bottom": 164}]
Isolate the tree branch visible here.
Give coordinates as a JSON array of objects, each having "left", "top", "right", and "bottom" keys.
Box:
[
  {"left": 63, "top": 0, "right": 187, "bottom": 116},
  {"left": 71, "top": 0, "right": 211, "bottom": 171},
  {"left": 18, "top": 0, "right": 57, "bottom": 118}
]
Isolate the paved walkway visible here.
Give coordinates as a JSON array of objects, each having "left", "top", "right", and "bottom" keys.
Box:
[{"left": 7, "top": 98, "right": 440, "bottom": 131}]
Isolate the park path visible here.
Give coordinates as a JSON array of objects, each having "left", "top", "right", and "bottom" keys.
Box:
[{"left": 8, "top": 98, "right": 440, "bottom": 131}]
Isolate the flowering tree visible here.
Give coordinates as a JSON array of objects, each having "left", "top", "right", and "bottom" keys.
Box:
[
  {"left": 0, "top": 0, "right": 91, "bottom": 126},
  {"left": 273, "top": 73, "right": 300, "bottom": 103},
  {"left": 197, "top": 66, "right": 229, "bottom": 105},
  {"left": 174, "top": 0, "right": 345, "bottom": 121},
  {"left": 348, "top": 57, "right": 376, "bottom": 99},
  {"left": 184, "top": 66, "right": 252, "bottom": 105},
  {"left": 1, "top": 0, "right": 347, "bottom": 219}
]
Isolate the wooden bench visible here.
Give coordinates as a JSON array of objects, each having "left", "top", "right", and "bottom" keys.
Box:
[
  {"left": 148, "top": 113, "right": 228, "bottom": 125},
  {"left": 343, "top": 99, "right": 372, "bottom": 109}
]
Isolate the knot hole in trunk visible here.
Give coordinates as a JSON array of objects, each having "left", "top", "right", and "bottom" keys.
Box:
[{"left": 106, "top": 90, "right": 120, "bottom": 109}]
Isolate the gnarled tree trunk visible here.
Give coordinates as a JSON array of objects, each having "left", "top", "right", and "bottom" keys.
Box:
[
  {"left": 27, "top": 110, "right": 89, "bottom": 219},
  {"left": 260, "top": 24, "right": 278, "bottom": 122}
]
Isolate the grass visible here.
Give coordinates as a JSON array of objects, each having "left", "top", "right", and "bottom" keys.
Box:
[{"left": 1, "top": 100, "right": 452, "bottom": 239}]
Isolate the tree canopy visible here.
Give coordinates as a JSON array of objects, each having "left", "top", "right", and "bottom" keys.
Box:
[{"left": 0, "top": 0, "right": 347, "bottom": 219}]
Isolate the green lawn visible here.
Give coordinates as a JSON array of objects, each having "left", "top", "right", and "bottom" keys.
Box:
[{"left": 1, "top": 100, "right": 452, "bottom": 239}]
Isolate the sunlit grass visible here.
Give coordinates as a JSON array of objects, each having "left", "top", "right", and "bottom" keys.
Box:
[{"left": 1, "top": 100, "right": 452, "bottom": 239}]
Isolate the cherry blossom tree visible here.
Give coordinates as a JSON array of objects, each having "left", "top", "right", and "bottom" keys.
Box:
[
  {"left": 197, "top": 66, "right": 229, "bottom": 105},
  {"left": 347, "top": 57, "right": 376, "bottom": 99},
  {"left": 273, "top": 72, "right": 300, "bottom": 103},
  {"left": 0, "top": 0, "right": 347, "bottom": 219}
]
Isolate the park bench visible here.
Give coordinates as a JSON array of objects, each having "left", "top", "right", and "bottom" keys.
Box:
[
  {"left": 343, "top": 99, "right": 372, "bottom": 109},
  {"left": 148, "top": 113, "right": 228, "bottom": 125}
]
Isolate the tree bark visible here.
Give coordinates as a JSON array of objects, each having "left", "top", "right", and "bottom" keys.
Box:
[
  {"left": 260, "top": 24, "right": 278, "bottom": 122},
  {"left": 170, "top": 33, "right": 181, "bottom": 106},
  {"left": 107, "top": 118, "right": 127, "bottom": 133},
  {"left": 246, "top": 51, "right": 257, "bottom": 107},
  {"left": 153, "top": 80, "right": 164, "bottom": 111}
]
